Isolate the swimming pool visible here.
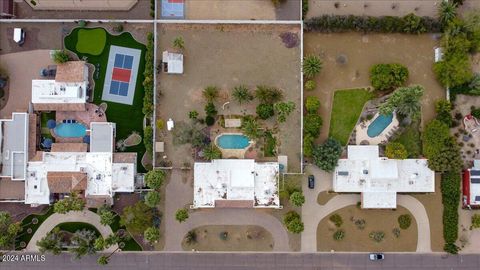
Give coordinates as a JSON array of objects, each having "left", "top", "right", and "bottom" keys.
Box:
[
  {"left": 54, "top": 123, "right": 87, "bottom": 138},
  {"left": 216, "top": 134, "right": 250, "bottom": 149},
  {"left": 367, "top": 114, "right": 393, "bottom": 138}
]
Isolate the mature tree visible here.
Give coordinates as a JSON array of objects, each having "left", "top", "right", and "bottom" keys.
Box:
[
  {"left": 0, "top": 211, "right": 21, "bottom": 250},
  {"left": 204, "top": 102, "right": 217, "bottom": 117},
  {"left": 283, "top": 211, "right": 304, "bottom": 234},
  {"left": 438, "top": 1, "right": 457, "bottom": 27},
  {"left": 202, "top": 86, "right": 219, "bottom": 102},
  {"left": 256, "top": 103, "right": 275, "bottom": 120},
  {"left": 145, "top": 169, "right": 166, "bottom": 189},
  {"left": 303, "top": 55, "right": 322, "bottom": 79},
  {"left": 172, "top": 121, "right": 208, "bottom": 148},
  {"left": 434, "top": 54, "right": 473, "bottom": 88},
  {"left": 312, "top": 138, "right": 343, "bottom": 172},
  {"left": 203, "top": 144, "right": 222, "bottom": 160},
  {"left": 274, "top": 101, "right": 296, "bottom": 123},
  {"left": 37, "top": 227, "right": 63, "bottom": 255},
  {"left": 232, "top": 85, "right": 254, "bottom": 104},
  {"left": 175, "top": 209, "right": 189, "bottom": 223},
  {"left": 369, "top": 63, "right": 409, "bottom": 91},
  {"left": 144, "top": 227, "right": 160, "bottom": 245},
  {"left": 428, "top": 137, "right": 463, "bottom": 172},
  {"left": 254, "top": 86, "right": 284, "bottom": 104},
  {"left": 385, "top": 142, "right": 408, "bottom": 159},
  {"left": 53, "top": 194, "right": 85, "bottom": 214},
  {"left": 422, "top": 119, "right": 450, "bottom": 159},
  {"left": 144, "top": 191, "right": 161, "bottom": 208},
  {"left": 304, "top": 114, "right": 323, "bottom": 138},
  {"left": 52, "top": 50, "right": 69, "bottom": 64},
  {"left": 305, "top": 96, "right": 320, "bottom": 114},
  {"left": 290, "top": 191, "right": 305, "bottom": 207},
  {"left": 69, "top": 229, "right": 98, "bottom": 259},
  {"left": 379, "top": 85, "right": 424, "bottom": 119},
  {"left": 435, "top": 99, "right": 453, "bottom": 127},
  {"left": 97, "top": 205, "right": 116, "bottom": 226},
  {"left": 120, "top": 201, "right": 153, "bottom": 234},
  {"left": 242, "top": 116, "right": 262, "bottom": 139},
  {"left": 172, "top": 36, "right": 185, "bottom": 50}
]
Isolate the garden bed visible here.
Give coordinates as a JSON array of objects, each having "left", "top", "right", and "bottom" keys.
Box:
[{"left": 16, "top": 207, "right": 54, "bottom": 249}]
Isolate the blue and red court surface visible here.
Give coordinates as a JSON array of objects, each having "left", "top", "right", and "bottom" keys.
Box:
[{"left": 162, "top": 0, "right": 184, "bottom": 19}]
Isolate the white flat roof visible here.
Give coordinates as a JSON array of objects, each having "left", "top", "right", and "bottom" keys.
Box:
[
  {"left": 334, "top": 145, "right": 435, "bottom": 209},
  {"left": 193, "top": 159, "right": 280, "bottom": 208},
  {"left": 25, "top": 152, "right": 135, "bottom": 205},
  {"left": 162, "top": 51, "right": 183, "bottom": 74},
  {"left": 362, "top": 191, "right": 397, "bottom": 209},
  {"left": 90, "top": 122, "right": 115, "bottom": 153},
  {"left": 31, "top": 80, "right": 87, "bottom": 104},
  {"left": 0, "top": 113, "right": 28, "bottom": 180}
]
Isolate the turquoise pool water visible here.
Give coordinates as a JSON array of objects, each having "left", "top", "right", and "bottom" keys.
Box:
[
  {"left": 367, "top": 114, "right": 393, "bottom": 137},
  {"left": 54, "top": 123, "right": 87, "bottom": 138},
  {"left": 217, "top": 134, "right": 250, "bottom": 149}
]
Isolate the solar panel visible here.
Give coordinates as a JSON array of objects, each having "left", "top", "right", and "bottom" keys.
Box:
[
  {"left": 471, "top": 178, "right": 480, "bottom": 184},
  {"left": 338, "top": 171, "right": 349, "bottom": 176},
  {"left": 475, "top": 196, "right": 480, "bottom": 202},
  {"left": 471, "top": 170, "right": 480, "bottom": 176}
]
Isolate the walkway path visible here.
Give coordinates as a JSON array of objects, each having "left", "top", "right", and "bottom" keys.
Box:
[
  {"left": 164, "top": 170, "right": 290, "bottom": 251},
  {"left": 301, "top": 165, "right": 431, "bottom": 252},
  {"left": 26, "top": 210, "right": 116, "bottom": 252}
]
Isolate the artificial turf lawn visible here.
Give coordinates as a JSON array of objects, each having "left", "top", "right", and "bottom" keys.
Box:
[
  {"left": 40, "top": 112, "right": 55, "bottom": 140},
  {"left": 65, "top": 27, "right": 147, "bottom": 172},
  {"left": 16, "top": 207, "right": 54, "bottom": 249},
  {"left": 328, "top": 88, "right": 374, "bottom": 145},
  {"left": 76, "top": 28, "right": 107, "bottom": 56}
]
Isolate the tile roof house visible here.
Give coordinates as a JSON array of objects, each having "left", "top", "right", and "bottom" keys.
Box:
[{"left": 47, "top": 172, "right": 88, "bottom": 194}]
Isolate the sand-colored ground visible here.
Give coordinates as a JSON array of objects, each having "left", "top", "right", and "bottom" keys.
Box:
[
  {"left": 181, "top": 225, "right": 274, "bottom": 251},
  {"left": 304, "top": 33, "right": 444, "bottom": 143},
  {"left": 411, "top": 173, "right": 444, "bottom": 252},
  {"left": 451, "top": 95, "right": 480, "bottom": 164},
  {"left": 0, "top": 50, "right": 54, "bottom": 119},
  {"left": 156, "top": 24, "right": 301, "bottom": 172},
  {"left": 458, "top": 205, "right": 480, "bottom": 253},
  {"left": 317, "top": 205, "right": 417, "bottom": 252},
  {"left": 317, "top": 191, "right": 336, "bottom": 205}
]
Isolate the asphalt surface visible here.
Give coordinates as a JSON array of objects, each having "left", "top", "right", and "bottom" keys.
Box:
[{"left": 0, "top": 252, "right": 479, "bottom": 270}]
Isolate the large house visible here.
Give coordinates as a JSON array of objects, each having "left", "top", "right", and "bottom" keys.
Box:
[
  {"left": 463, "top": 160, "right": 480, "bottom": 209},
  {"left": 193, "top": 159, "right": 280, "bottom": 208},
  {"left": 333, "top": 145, "right": 435, "bottom": 209}
]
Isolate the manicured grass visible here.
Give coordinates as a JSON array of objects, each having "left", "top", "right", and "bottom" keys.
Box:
[
  {"left": 16, "top": 207, "right": 54, "bottom": 249},
  {"left": 264, "top": 131, "right": 277, "bottom": 157},
  {"left": 329, "top": 88, "right": 374, "bottom": 145},
  {"left": 54, "top": 222, "right": 101, "bottom": 236},
  {"left": 76, "top": 28, "right": 107, "bottom": 56},
  {"left": 40, "top": 112, "right": 55, "bottom": 140},
  {"left": 65, "top": 27, "right": 147, "bottom": 172},
  {"left": 393, "top": 122, "right": 422, "bottom": 158},
  {"left": 110, "top": 213, "right": 142, "bottom": 251}
]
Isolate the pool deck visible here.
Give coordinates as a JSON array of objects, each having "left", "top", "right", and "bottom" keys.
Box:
[
  {"left": 355, "top": 113, "right": 399, "bottom": 145},
  {"left": 212, "top": 131, "right": 255, "bottom": 159}
]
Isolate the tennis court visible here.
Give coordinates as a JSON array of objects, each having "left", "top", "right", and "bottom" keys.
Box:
[
  {"left": 102, "top": 46, "right": 141, "bottom": 105},
  {"left": 161, "top": 0, "right": 184, "bottom": 19}
]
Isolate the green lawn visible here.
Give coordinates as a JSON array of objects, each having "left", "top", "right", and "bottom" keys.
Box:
[
  {"left": 54, "top": 222, "right": 101, "bottom": 236},
  {"left": 329, "top": 88, "right": 374, "bottom": 145},
  {"left": 16, "top": 207, "right": 54, "bottom": 249},
  {"left": 65, "top": 27, "right": 147, "bottom": 172},
  {"left": 393, "top": 122, "right": 422, "bottom": 158},
  {"left": 40, "top": 112, "right": 55, "bottom": 140},
  {"left": 110, "top": 213, "right": 142, "bottom": 251},
  {"left": 264, "top": 131, "right": 277, "bottom": 157},
  {"left": 76, "top": 28, "right": 107, "bottom": 56}
]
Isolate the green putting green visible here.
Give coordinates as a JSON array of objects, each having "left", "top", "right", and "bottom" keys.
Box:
[{"left": 76, "top": 28, "right": 107, "bottom": 56}]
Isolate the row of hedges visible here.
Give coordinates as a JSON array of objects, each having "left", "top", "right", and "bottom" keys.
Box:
[
  {"left": 143, "top": 33, "right": 154, "bottom": 160},
  {"left": 304, "top": 14, "right": 441, "bottom": 33},
  {"left": 303, "top": 96, "right": 323, "bottom": 157},
  {"left": 441, "top": 171, "right": 461, "bottom": 254}
]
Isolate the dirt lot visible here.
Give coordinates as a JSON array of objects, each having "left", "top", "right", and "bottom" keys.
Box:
[
  {"left": 181, "top": 225, "right": 273, "bottom": 251},
  {"left": 156, "top": 24, "right": 301, "bottom": 172},
  {"left": 317, "top": 205, "right": 417, "bottom": 252},
  {"left": 304, "top": 33, "right": 444, "bottom": 143},
  {"left": 411, "top": 173, "right": 445, "bottom": 252}
]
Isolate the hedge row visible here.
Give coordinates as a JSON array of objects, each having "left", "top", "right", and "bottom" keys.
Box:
[
  {"left": 143, "top": 32, "right": 154, "bottom": 118},
  {"left": 304, "top": 14, "right": 441, "bottom": 34},
  {"left": 441, "top": 171, "right": 461, "bottom": 254}
]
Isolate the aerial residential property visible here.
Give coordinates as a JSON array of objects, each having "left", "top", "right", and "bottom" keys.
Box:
[{"left": 1, "top": 0, "right": 480, "bottom": 269}]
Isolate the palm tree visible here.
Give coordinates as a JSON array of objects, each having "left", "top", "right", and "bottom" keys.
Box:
[
  {"left": 438, "top": 1, "right": 457, "bottom": 27},
  {"left": 37, "top": 227, "right": 63, "bottom": 255},
  {"left": 232, "top": 85, "right": 253, "bottom": 104},
  {"left": 254, "top": 86, "right": 284, "bottom": 104},
  {"left": 203, "top": 144, "right": 222, "bottom": 160},
  {"left": 303, "top": 55, "right": 322, "bottom": 79},
  {"left": 202, "top": 86, "right": 219, "bottom": 102}
]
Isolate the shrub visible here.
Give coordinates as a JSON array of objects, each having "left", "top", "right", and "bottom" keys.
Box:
[
  {"left": 303, "top": 133, "right": 314, "bottom": 157},
  {"left": 289, "top": 191, "right": 305, "bottom": 207},
  {"left": 304, "top": 114, "right": 323, "bottom": 138},
  {"left": 144, "top": 191, "right": 161, "bottom": 208},
  {"left": 472, "top": 214, "right": 480, "bottom": 229},
  {"left": 398, "top": 214, "right": 412, "bottom": 229},
  {"left": 256, "top": 103, "right": 275, "bottom": 120},
  {"left": 283, "top": 211, "right": 304, "bottom": 234},
  {"left": 305, "top": 96, "right": 321, "bottom": 114},
  {"left": 305, "top": 80, "right": 316, "bottom": 91},
  {"left": 312, "top": 138, "right": 342, "bottom": 172},
  {"left": 188, "top": 110, "right": 199, "bottom": 120},
  {"left": 333, "top": 230, "right": 345, "bottom": 241},
  {"left": 422, "top": 119, "right": 450, "bottom": 158},
  {"left": 273, "top": 101, "right": 296, "bottom": 123},
  {"left": 205, "top": 115, "right": 215, "bottom": 126},
  {"left": 143, "top": 125, "right": 153, "bottom": 155},
  {"left": 435, "top": 100, "right": 453, "bottom": 126},
  {"left": 113, "top": 23, "right": 124, "bottom": 33},
  {"left": 52, "top": 50, "right": 69, "bottom": 64},
  {"left": 370, "top": 63, "right": 409, "bottom": 91},
  {"left": 354, "top": 219, "right": 366, "bottom": 230},
  {"left": 392, "top": 227, "right": 401, "bottom": 238},
  {"left": 185, "top": 230, "right": 197, "bottom": 244},
  {"left": 303, "top": 55, "right": 323, "bottom": 79},
  {"left": 329, "top": 214, "right": 343, "bottom": 227},
  {"left": 175, "top": 209, "right": 189, "bottom": 223},
  {"left": 173, "top": 36, "right": 185, "bottom": 51},
  {"left": 78, "top": 20, "right": 87, "bottom": 27},
  {"left": 442, "top": 171, "right": 461, "bottom": 253},
  {"left": 204, "top": 102, "right": 217, "bottom": 117},
  {"left": 255, "top": 86, "right": 284, "bottom": 104},
  {"left": 120, "top": 201, "right": 153, "bottom": 234},
  {"left": 369, "top": 231, "right": 385, "bottom": 242},
  {"left": 385, "top": 142, "right": 408, "bottom": 159}
]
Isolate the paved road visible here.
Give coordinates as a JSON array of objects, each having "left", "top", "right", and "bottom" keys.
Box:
[{"left": 1, "top": 252, "right": 480, "bottom": 270}]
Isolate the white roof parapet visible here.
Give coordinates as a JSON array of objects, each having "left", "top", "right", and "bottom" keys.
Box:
[
  {"left": 90, "top": 122, "right": 115, "bottom": 153},
  {"left": 334, "top": 145, "right": 435, "bottom": 209},
  {"left": 0, "top": 113, "right": 28, "bottom": 181},
  {"left": 162, "top": 51, "right": 183, "bottom": 74}
]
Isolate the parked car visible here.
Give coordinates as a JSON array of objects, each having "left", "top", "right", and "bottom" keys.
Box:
[
  {"left": 369, "top": 253, "right": 384, "bottom": 261},
  {"left": 308, "top": 175, "right": 315, "bottom": 189}
]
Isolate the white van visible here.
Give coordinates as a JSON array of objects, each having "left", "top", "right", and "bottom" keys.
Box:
[{"left": 13, "top": 28, "right": 25, "bottom": 45}]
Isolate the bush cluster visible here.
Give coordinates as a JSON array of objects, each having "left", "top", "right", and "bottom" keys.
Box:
[
  {"left": 329, "top": 214, "right": 343, "bottom": 227},
  {"left": 370, "top": 63, "right": 409, "bottom": 91},
  {"left": 303, "top": 96, "right": 323, "bottom": 157},
  {"left": 143, "top": 33, "right": 154, "bottom": 118},
  {"left": 398, "top": 214, "right": 412, "bottom": 230},
  {"left": 305, "top": 14, "right": 441, "bottom": 34},
  {"left": 283, "top": 211, "right": 304, "bottom": 234},
  {"left": 441, "top": 171, "right": 461, "bottom": 254}
]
